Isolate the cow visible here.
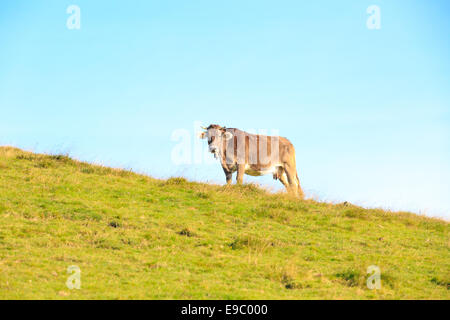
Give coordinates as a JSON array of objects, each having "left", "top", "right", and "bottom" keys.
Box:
[{"left": 199, "top": 124, "right": 304, "bottom": 198}]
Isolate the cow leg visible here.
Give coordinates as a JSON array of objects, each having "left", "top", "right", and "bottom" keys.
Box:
[
  {"left": 284, "top": 164, "right": 301, "bottom": 198},
  {"left": 278, "top": 170, "right": 289, "bottom": 190},
  {"left": 236, "top": 164, "right": 245, "bottom": 184},
  {"left": 223, "top": 168, "right": 232, "bottom": 185}
]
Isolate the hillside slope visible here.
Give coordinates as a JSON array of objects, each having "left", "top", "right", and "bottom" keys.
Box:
[{"left": 0, "top": 146, "right": 448, "bottom": 299}]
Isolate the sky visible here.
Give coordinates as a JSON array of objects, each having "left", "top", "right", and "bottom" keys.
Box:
[{"left": 1, "top": 0, "right": 449, "bottom": 219}]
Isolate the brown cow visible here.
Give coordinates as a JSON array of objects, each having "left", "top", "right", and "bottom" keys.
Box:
[{"left": 199, "top": 124, "right": 304, "bottom": 198}]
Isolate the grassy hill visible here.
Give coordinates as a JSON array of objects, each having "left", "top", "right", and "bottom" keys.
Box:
[{"left": 0, "top": 146, "right": 448, "bottom": 299}]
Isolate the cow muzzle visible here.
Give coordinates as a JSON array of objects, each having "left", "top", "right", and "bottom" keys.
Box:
[{"left": 209, "top": 147, "right": 219, "bottom": 158}]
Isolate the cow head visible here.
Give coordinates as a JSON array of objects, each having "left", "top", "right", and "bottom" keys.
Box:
[{"left": 199, "top": 124, "right": 233, "bottom": 158}]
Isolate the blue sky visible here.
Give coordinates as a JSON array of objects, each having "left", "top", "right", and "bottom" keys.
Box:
[{"left": 1, "top": 1, "right": 449, "bottom": 219}]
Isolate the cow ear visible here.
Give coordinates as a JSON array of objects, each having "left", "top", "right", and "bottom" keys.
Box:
[
  {"left": 224, "top": 131, "right": 233, "bottom": 140},
  {"left": 198, "top": 132, "right": 206, "bottom": 139}
]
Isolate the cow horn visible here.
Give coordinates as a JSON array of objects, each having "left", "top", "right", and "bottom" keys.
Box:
[{"left": 200, "top": 126, "right": 207, "bottom": 130}]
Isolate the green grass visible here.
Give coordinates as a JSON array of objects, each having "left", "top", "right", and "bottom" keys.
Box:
[{"left": 0, "top": 146, "right": 448, "bottom": 299}]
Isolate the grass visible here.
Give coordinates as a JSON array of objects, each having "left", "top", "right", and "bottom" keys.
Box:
[{"left": 0, "top": 146, "right": 448, "bottom": 299}]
